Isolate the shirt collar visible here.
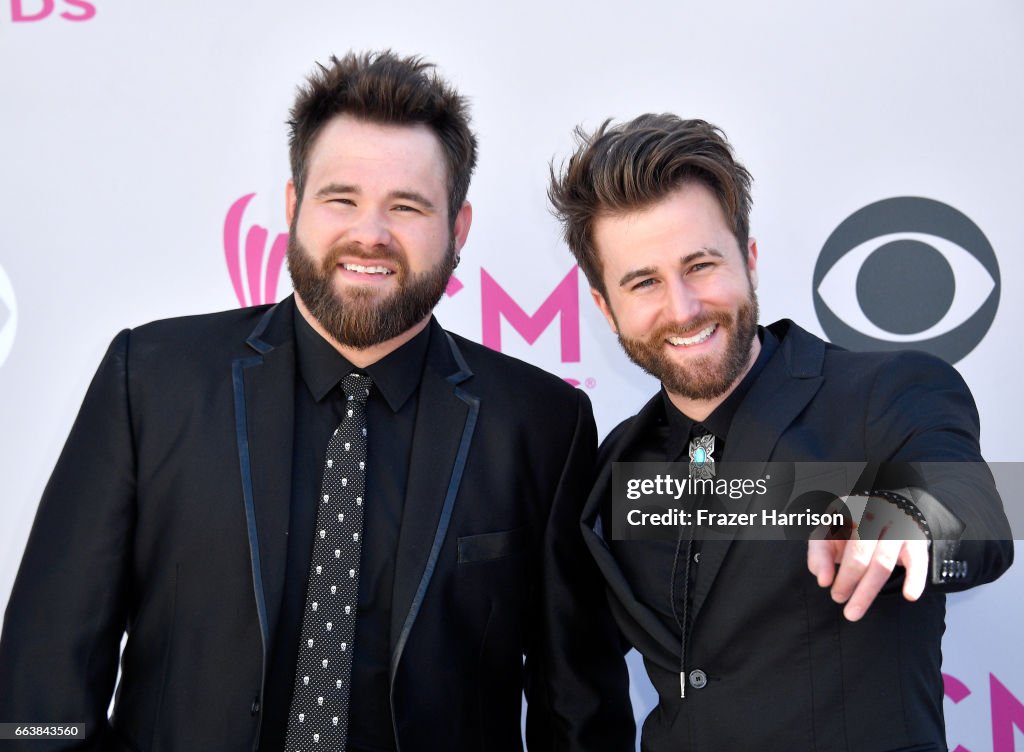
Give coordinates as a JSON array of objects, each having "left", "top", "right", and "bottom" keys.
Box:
[{"left": 294, "top": 308, "right": 431, "bottom": 412}]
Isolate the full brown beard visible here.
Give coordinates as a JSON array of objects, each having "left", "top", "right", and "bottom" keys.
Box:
[
  {"left": 287, "top": 232, "right": 455, "bottom": 349},
  {"left": 617, "top": 290, "right": 759, "bottom": 401}
]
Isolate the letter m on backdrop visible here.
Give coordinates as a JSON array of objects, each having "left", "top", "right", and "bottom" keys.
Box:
[{"left": 480, "top": 267, "right": 580, "bottom": 362}]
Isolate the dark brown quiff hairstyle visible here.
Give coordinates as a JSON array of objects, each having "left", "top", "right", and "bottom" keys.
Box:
[
  {"left": 548, "top": 114, "right": 753, "bottom": 297},
  {"left": 288, "top": 50, "right": 478, "bottom": 225}
]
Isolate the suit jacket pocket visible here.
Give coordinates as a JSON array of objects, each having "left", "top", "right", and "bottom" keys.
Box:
[{"left": 457, "top": 526, "right": 530, "bottom": 564}]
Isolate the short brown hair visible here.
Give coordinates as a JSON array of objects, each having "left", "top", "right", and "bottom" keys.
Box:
[
  {"left": 548, "top": 114, "right": 753, "bottom": 296},
  {"left": 288, "top": 50, "right": 477, "bottom": 224}
]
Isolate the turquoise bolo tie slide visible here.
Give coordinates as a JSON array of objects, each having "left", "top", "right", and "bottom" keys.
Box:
[{"left": 688, "top": 433, "right": 716, "bottom": 480}]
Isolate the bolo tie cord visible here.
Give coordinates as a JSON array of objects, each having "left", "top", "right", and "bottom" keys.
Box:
[{"left": 669, "top": 517, "right": 696, "bottom": 699}]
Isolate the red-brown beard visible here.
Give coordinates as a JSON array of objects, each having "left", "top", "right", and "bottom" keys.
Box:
[
  {"left": 287, "top": 233, "right": 455, "bottom": 349},
  {"left": 617, "top": 290, "right": 759, "bottom": 401}
]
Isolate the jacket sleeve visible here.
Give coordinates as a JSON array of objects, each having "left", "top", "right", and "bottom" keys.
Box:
[
  {"left": 523, "top": 389, "right": 635, "bottom": 751},
  {"left": 863, "top": 350, "right": 1013, "bottom": 591},
  {"left": 0, "top": 331, "right": 136, "bottom": 749}
]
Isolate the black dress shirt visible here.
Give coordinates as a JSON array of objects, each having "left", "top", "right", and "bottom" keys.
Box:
[
  {"left": 608, "top": 328, "right": 778, "bottom": 636},
  {"left": 259, "top": 312, "right": 430, "bottom": 752}
]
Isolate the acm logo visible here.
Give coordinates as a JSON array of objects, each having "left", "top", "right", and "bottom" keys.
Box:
[
  {"left": 813, "top": 197, "right": 999, "bottom": 364},
  {"left": 7, "top": 0, "right": 95, "bottom": 21},
  {"left": 944, "top": 672, "right": 1023, "bottom": 752},
  {"left": 224, "top": 194, "right": 586, "bottom": 385}
]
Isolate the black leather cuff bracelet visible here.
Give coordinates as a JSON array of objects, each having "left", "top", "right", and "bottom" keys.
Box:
[{"left": 852, "top": 489, "right": 933, "bottom": 541}]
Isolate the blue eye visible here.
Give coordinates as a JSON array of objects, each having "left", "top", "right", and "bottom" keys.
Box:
[{"left": 812, "top": 197, "right": 1000, "bottom": 364}]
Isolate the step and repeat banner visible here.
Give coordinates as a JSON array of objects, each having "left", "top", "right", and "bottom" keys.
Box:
[{"left": 1, "top": 1, "right": 1021, "bottom": 749}]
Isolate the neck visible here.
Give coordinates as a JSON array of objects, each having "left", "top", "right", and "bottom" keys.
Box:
[
  {"left": 665, "top": 335, "right": 761, "bottom": 422},
  {"left": 294, "top": 294, "right": 430, "bottom": 368}
]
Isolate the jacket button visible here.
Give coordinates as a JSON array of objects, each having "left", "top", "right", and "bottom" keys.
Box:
[
  {"left": 693, "top": 552, "right": 701, "bottom": 564},
  {"left": 250, "top": 698, "right": 261, "bottom": 715},
  {"left": 688, "top": 669, "right": 708, "bottom": 689}
]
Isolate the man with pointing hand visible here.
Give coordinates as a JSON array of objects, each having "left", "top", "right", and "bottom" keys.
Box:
[{"left": 549, "top": 113, "right": 1012, "bottom": 751}]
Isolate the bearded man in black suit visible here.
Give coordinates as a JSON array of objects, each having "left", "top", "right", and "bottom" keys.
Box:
[
  {"left": 549, "top": 114, "right": 1012, "bottom": 752},
  {"left": 0, "top": 51, "right": 634, "bottom": 752}
]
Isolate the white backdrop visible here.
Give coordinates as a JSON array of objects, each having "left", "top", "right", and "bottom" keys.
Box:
[{"left": 1, "top": 1, "right": 1021, "bottom": 749}]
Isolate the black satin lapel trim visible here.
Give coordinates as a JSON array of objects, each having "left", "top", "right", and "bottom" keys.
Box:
[
  {"left": 241, "top": 343, "right": 295, "bottom": 652},
  {"left": 246, "top": 299, "right": 290, "bottom": 353},
  {"left": 232, "top": 355, "right": 271, "bottom": 662},
  {"left": 232, "top": 299, "right": 297, "bottom": 668},
  {"left": 389, "top": 332, "right": 476, "bottom": 681}
]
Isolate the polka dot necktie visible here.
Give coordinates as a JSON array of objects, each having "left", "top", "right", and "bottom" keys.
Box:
[{"left": 284, "top": 372, "right": 371, "bottom": 751}]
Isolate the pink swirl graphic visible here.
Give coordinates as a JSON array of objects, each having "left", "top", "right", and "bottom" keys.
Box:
[{"left": 224, "top": 194, "right": 288, "bottom": 307}]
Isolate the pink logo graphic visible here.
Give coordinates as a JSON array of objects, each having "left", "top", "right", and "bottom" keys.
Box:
[
  {"left": 481, "top": 267, "right": 580, "bottom": 362},
  {"left": 223, "top": 194, "right": 464, "bottom": 308},
  {"left": 10, "top": 0, "right": 95, "bottom": 21},
  {"left": 991, "top": 674, "right": 1024, "bottom": 752},
  {"left": 944, "top": 671, "right": 1024, "bottom": 752},
  {"left": 945, "top": 672, "right": 973, "bottom": 704},
  {"left": 224, "top": 194, "right": 289, "bottom": 307},
  {"left": 445, "top": 275, "right": 463, "bottom": 297}
]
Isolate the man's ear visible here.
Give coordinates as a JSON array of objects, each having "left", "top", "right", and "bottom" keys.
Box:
[
  {"left": 591, "top": 288, "right": 619, "bottom": 335},
  {"left": 286, "top": 179, "right": 298, "bottom": 226},
  {"left": 452, "top": 201, "right": 473, "bottom": 253},
  {"left": 746, "top": 237, "right": 759, "bottom": 290}
]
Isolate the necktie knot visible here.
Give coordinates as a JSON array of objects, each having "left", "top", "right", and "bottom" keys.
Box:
[{"left": 342, "top": 373, "right": 372, "bottom": 406}]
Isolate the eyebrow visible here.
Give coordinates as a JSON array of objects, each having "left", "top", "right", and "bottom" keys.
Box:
[
  {"left": 682, "top": 247, "right": 724, "bottom": 265},
  {"left": 314, "top": 183, "right": 359, "bottom": 199},
  {"left": 313, "top": 183, "right": 436, "bottom": 210},
  {"left": 617, "top": 247, "right": 724, "bottom": 288},
  {"left": 390, "top": 190, "right": 436, "bottom": 210},
  {"left": 618, "top": 267, "right": 658, "bottom": 288}
]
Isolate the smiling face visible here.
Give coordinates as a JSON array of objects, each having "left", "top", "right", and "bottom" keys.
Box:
[
  {"left": 286, "top": 115, "right": 471, "bottom": 357},
  {"left": 592, "top": 181, "right": 760, "bottom": 417}
]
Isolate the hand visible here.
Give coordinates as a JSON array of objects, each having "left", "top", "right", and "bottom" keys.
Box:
[
  {"left": 807, "top": 536, "right": 930, "bottom": 621},
  {"left": 807, "top": 494, "right": 931, "bottom": 621}
]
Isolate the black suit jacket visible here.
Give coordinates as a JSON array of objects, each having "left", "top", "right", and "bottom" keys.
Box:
[
  {"left": 584, "top": 320, "right": 1012, "bottom": 752},
  {"left": 0, "top": 297, "right": 633, "bottom": 752}
]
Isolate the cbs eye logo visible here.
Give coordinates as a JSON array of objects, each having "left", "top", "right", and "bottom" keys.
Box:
[
  {"left": 813, "top": 197, "right": 999, "bottom": 364},
  {"left": 0, "top": 262, "right": 17, "bottom": 370}
]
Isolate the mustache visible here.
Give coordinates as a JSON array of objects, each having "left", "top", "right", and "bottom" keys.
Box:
[
  {"left": 649, "top": 310, "right": 735, "bottom": 341},
  {"left": 321, "top": 241, "right": 407, "bottom": 270}
]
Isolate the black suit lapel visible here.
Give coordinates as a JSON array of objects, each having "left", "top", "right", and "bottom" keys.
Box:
[
  {"left": 582, "top": 396, "right": 682, "bottom": 671},
  {"left": 389, "top": 326, "right": 478, "bottom": 682},
  {"left": 690, "top": 323, "right": 825, "bottom": 623},
  {"left": 232, "top": 300, "right": 296, "bottom": 666},
  {"left": 721, "top": 321, "right": 827, "bottom": 472}
]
